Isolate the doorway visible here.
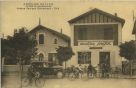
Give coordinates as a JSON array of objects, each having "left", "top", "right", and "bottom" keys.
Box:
[{"left": 99, "top": 52, "right": 110, "bottom": 67}]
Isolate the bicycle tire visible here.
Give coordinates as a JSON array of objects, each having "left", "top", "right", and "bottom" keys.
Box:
[
  {"left": 35, "top": 78, "right": 45, "bottom": 87},
  {"left": 68, "top": 73, "right": 76, "bottom": 81},
  {"left": 21, "top": 77, "right": 30, "bottom": 87},
  {"left": 88, "top": 73, "right": 94, "bottom": 79}
]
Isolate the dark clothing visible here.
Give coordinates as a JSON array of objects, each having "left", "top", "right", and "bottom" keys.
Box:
[
  {"left": 87, "top": 65, "right": 93, "bottom": 77},
  {"left": 101, "top": 63, "right": 110, "bottom": 78},
  {"left": 88, "top": 65, "right": 93, "bottom": 72}
]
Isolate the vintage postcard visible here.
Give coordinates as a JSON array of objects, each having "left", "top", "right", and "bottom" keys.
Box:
[{"left": 1, "top": 0, "right": 136, "bottom": 88}]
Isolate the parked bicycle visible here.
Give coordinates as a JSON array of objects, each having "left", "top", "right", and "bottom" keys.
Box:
[
  {"left": 21, "top": 63, "right": 45, "bottom": 87},
  {"left": 67, "top": 65, "right": 82, "bottom": 80},
  {"left": 67, "top": 65, "right": 90, "bottom": 81}
]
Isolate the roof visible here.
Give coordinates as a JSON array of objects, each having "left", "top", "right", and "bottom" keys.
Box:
[
  {"left": 68, "top": 8, "right": 125, "bottom": 26},
  {"left": 132, "top": 20, "right": 136, "bottom": 34},
  {"left": 29, "top": 25, "right": 70, "bottom": 41}
]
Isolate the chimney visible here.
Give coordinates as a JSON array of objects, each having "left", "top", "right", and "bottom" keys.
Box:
[{"left": 115, "top": 13, "right": 117, "bottom": 17}]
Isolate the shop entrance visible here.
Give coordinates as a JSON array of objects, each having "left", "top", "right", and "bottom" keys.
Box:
[{"left": 99, "top": 52, "right": 110, "bottom": 67}]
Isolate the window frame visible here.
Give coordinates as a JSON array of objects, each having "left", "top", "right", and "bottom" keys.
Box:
[
  {"left": 54, "top": 38, "right": 58, "bottom": 44},
  {"left": 38, "top": 33, "right": 45, "bottom": 45},
  {"left": 78, "top": 51, "right": 91, "bottom": 64}
]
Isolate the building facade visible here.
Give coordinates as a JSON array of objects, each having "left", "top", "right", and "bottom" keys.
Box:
[
  {"left": 68, "top": 8, "right": 125, "bottom": 68},
  {"left": 30, "top": 24, "right": 70, "bottom": 64}
]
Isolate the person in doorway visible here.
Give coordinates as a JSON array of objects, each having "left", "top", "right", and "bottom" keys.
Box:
[
  {"left": 101, "top": 63, "right": 106, "bottom": 78},
  {"left": 87, "top": 63, "right": 93, "bottom": 77},
  {"left": 105, "top": 64, "right": 110, "bottom": 78}
]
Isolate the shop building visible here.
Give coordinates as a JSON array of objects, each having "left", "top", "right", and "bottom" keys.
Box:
[{"left": 68, "top": 8, "right": 125, "bottom": 68}]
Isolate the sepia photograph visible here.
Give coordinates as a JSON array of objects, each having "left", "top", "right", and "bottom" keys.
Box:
[{"left": 1, "top": 0, "right": 136, "bottom": 88}]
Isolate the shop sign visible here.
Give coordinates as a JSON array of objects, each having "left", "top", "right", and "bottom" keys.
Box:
[{"left": 78, "top": 40, "right": 113, "bottom": 46}]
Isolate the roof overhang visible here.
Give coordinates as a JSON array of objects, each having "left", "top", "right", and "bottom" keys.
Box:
[{"left": 68, "top": 8, "right": 125, "bottom": 26}]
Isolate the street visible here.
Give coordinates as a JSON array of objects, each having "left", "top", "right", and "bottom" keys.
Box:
[{"left": 1, "top": 74, "right": 136, "bottom": 88}]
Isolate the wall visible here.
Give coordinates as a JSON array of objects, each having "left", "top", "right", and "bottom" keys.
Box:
[
  {"left": 2, "top": 65, "right": 30, "bottom": 72},
  {"left": 35, "top": 29, "right": 69, "bottom": 61}
]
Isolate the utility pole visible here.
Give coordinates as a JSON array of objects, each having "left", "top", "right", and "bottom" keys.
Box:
[{"left": 131, "top": 10, "right": 136, "bottom": 76}]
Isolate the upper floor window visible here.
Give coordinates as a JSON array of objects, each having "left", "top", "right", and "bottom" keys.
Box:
[
  {"left": 39, "top": 34, "right": 44, "bottom": 44},
  {"left": 54, "top": 39, "right": 57, "bottom": 44}
]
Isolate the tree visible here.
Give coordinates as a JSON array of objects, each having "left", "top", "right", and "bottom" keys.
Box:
[
  {"left": 2, "top": 27, "right": 38, "bottom": 88},
  {"left": 119, "top": 40, "right": 136, "bottom": 61},
  {"left": 56, "top": 46, "right": 75, "bottom": 69},
  {"left": 119, "top": 40, "right": 136, "bottom": 75},
  {"left": 1, "top": 27, "right": 37, "bottom": 65},
  {"left": 1, "top": 36, "right": 18, "bottom": 64}
]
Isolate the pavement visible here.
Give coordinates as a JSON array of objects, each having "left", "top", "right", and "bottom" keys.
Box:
[{"left": 1, "top": 72, "right": 136, "bottom": 88}]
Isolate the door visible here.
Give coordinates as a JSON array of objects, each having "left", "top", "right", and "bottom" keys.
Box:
[
  {"left": 39, "top": 53, "right": 44, "bottom": 61},
  {"left": 99, "top": 52, "right": 110, "bottom": 67},
  {"left": 48, "top": 53, "right": 60, "bottom": 65}
]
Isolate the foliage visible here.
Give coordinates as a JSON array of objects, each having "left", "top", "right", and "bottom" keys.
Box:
[
  {"left": 119, "top": 40, "right": 136, "bottom": 61},
  {"left": 1, "top": 27, "right": 37, "bottom": 64},
  {"left": 56, "top": 46, "right": 75, "bottom": 67}
]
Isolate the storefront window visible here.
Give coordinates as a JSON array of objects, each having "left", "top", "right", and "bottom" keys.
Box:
[{"left": 78, "top": 52, "right": 91, "bottom": 64}]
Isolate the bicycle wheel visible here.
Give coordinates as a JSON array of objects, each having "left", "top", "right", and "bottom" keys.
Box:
[
  {"left": 68, "top": 73, "right": 76, "bottom": 81},
  {"left": 35, "top": 78, "right": 45, "bottom": 87},
  {"left": 34, "top": 71, "right": 41, "bottom": 78},
  {"left": 88, "top": 73, "right": 94, "bottom": 79},
  {"left": 21, "top": 77, "right": 30, "bottom": 87}
]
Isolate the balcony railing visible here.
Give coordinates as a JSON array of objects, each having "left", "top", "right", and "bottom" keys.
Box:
[{"left": 78, "top": 40, "right": 114, "bottom": 46}]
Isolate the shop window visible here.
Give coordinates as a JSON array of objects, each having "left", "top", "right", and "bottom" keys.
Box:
[
  {"left": 78, "top": 52, "right": 91, "bottom": 64},
  {"left": 39, "top": 34, "right": 44, "bottom": 44}
]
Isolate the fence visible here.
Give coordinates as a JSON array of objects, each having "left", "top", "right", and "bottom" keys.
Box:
[{"left": 2, "top": 65, "right": 30, "bottom": 72}]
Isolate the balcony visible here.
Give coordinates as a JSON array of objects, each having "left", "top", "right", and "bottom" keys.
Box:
[{"left": 78, "top": 40, "right": 114, "bottom": 46}]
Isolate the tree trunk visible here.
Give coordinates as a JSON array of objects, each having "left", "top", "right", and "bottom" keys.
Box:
[
  {"left": 130, "top": 60, "right": 133, "bottom": 76},
  {"left": 19, "top": 58, "right": 22, "bottom": 88},
  {"left": 2, "top": 57, "right": 5, "bottom": 72}
]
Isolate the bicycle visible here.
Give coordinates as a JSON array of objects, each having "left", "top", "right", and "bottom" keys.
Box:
[
  {"left": 21, "top": 70, "right": 45, "bottom": 87},
  {"left": 67, "top": 67, "right": 81, "bottom": 80}
]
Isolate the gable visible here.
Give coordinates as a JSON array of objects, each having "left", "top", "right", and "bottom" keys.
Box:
[
  {"left": 29, "top": 25, "right": 70, "bottom": 41},
  {"left": 68, "top": 8, "right": 125, "bottom": 26}
]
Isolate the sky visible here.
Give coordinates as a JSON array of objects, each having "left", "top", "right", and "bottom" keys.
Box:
[{"left": 1, "top": 0, "right": 136, "bottom": 42}]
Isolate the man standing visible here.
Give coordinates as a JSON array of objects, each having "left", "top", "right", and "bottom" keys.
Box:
[{"left": 87, "top": 63, "right": 93, "bottom": 77}]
